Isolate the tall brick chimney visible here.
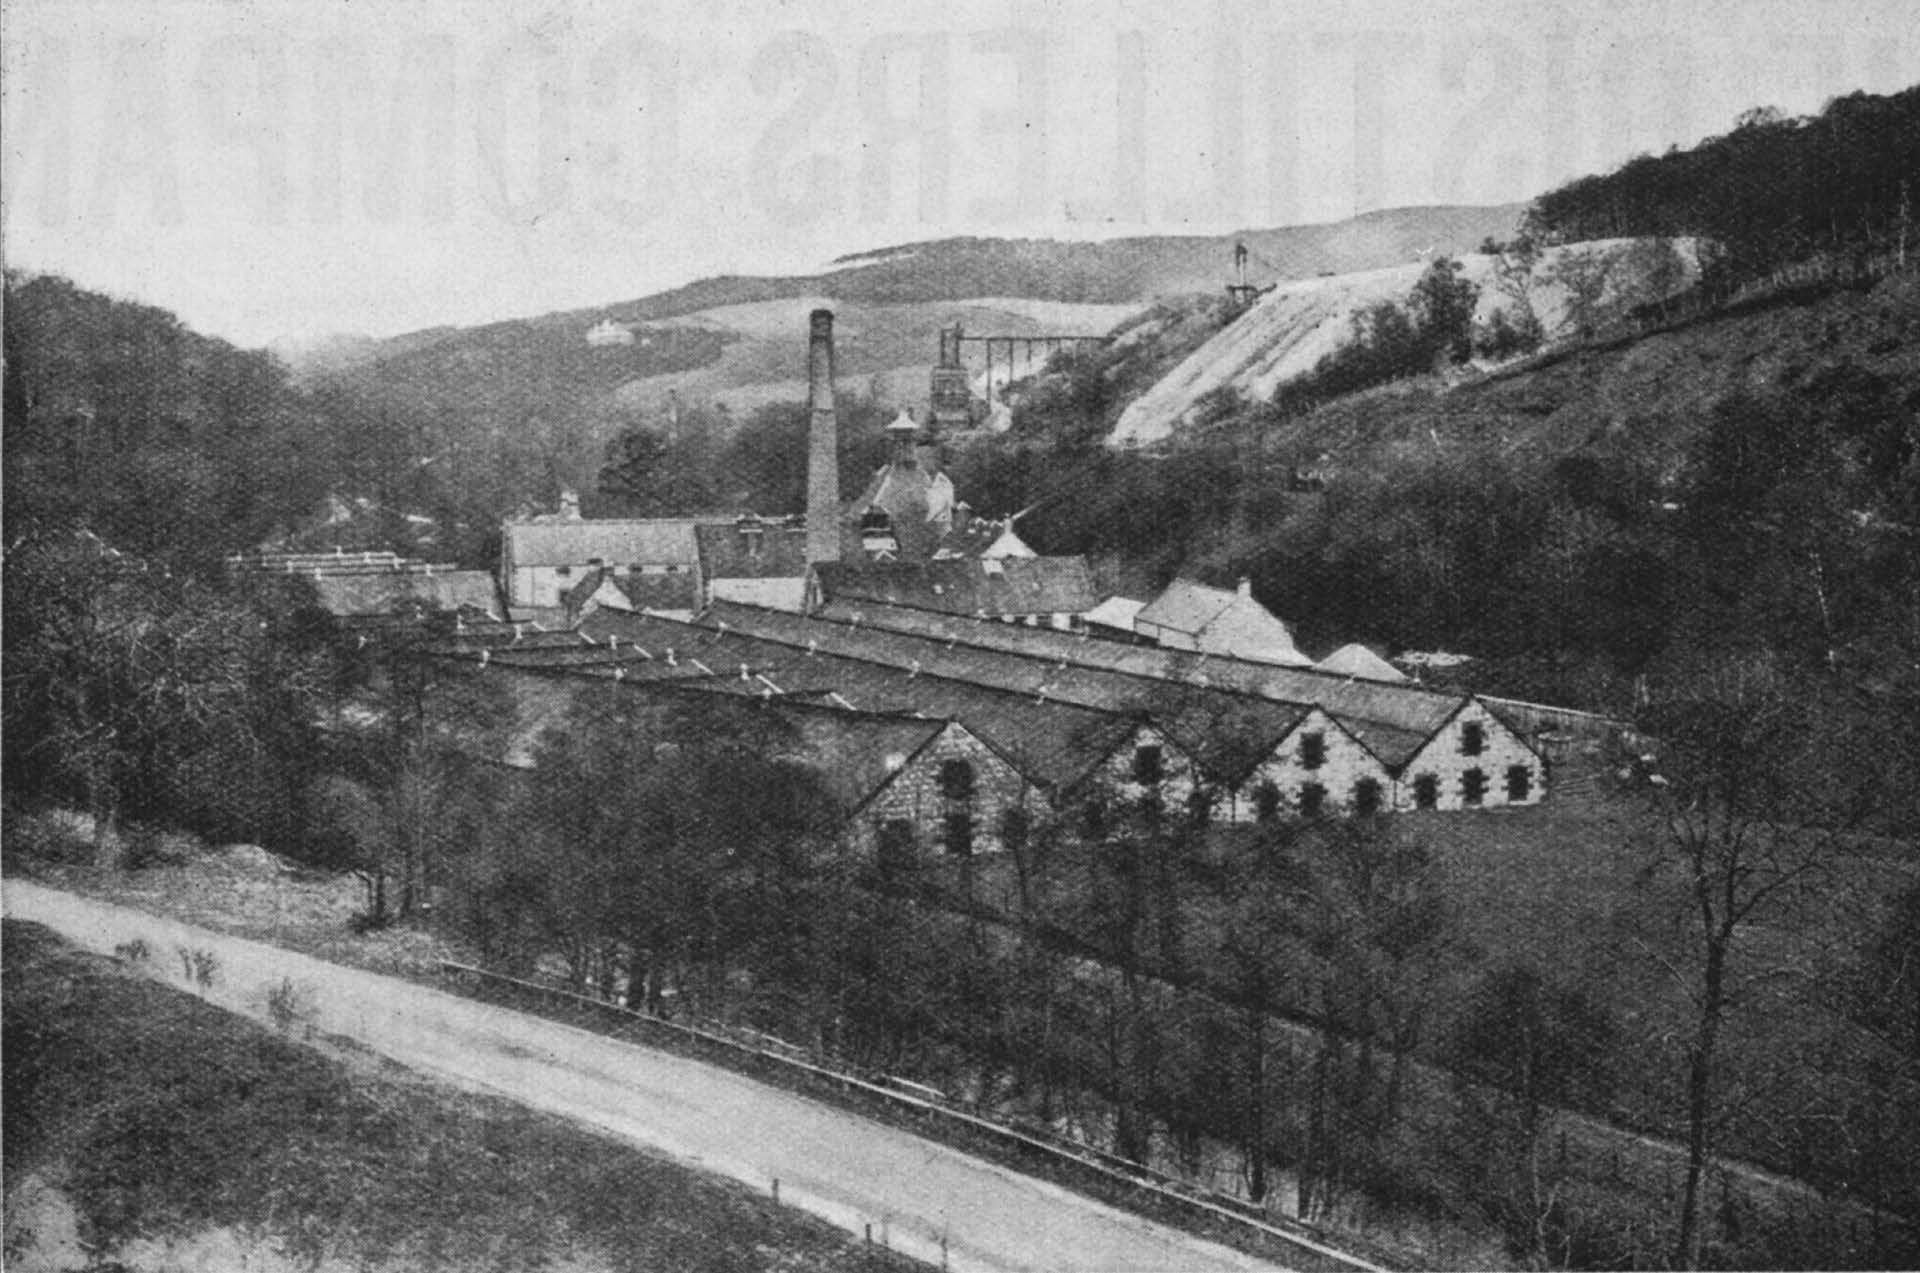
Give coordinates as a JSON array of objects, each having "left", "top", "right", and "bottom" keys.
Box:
[{"left": 806, "top": 309, "right": 840, "bottom": 564}]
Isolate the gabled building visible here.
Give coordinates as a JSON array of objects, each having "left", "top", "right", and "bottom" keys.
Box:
[
  {"left": 562, "top": 566, "right": 702, "bottom": 622},
  {"left": 845, "top": 717, "right": 1036, "bottom": 866},
  {"left": 706, "top": 599, "right": 1546, "bottom": 817},
  {"left": 1228, "top": 706, "right": 1397, "bottom": 822},
  {"left": 1391, "top": 697, "right": 1543, "bottom": 812},
  {"left": 847, "top": 409, "right": 957, "bottom": 562},
  {"left": 1133, "top": 578, "right": 1312, "bottom": 666},
  {"left": 1316, "top": 643, "right": 1408, "bottom": 683},
  {"left": 695, "top": 515, "right": 810, "bottom": 612},
  {"left": 574, "top": 608, "right": 1197, "bottom": 819},
  {"left": 498, "top": 495, "right": 711, "bottom": 615}
]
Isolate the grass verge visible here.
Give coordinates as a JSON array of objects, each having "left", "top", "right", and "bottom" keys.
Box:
[{"left": 2, "top": 919, "right": 926, "bottom": 1273}]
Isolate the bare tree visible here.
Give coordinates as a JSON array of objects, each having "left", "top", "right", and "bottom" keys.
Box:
[{"left": 1634, "top": 661, "right": 1867, "bottom": 1268}]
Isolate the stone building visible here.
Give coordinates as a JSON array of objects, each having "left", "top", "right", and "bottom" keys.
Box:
[
  {"left": 1225, "top": 707, "right": 1397, "bottom": 822},
  {"left": 1133, "top": 577, "right": 1313, "bottom": 667},
  {"left": 498, "top": 494, "right": 710, "bottom": 616},
  {"left": 1391, "top": 697, "right": 1544, "bottom": 812},
  {"left": 703, "top": 600, "right": 1548, "bottom": 819},
  {"left": 850, "top": 718, "right": 1036, "bottom": 867}
]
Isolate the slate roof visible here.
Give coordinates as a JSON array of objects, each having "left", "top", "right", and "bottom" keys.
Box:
[
  {"left": 1081, "top": 596, "right": 1146, "bottom": 632},
  {"left": 817, "top": 556, "right": 1100, "bottom": 618},
  {"left": 414, "top": 650, "right": 947, "bottom": 813},
  {"left": 577, "top": 609, "right": 1146, "bottom": 791},
  {"left": 564, "top": 567, "right": 702, "bottom": 615},
  {"left": 1134, "top": 578, "right": 1311, "bottom": 665},
  {"left": 694, "top": 520, "right": 810, "bottom": 582},
  {"left": 1316, "top": 643, "right": 1408, "bottom": 683},
  {"left": 1134, "top": 578, "right": 1240, "bottom": 636},
  {"left": 703, "top": 602, "right": 1306, "bottom": 782},
  {"left": 502, "top": 518, "right": 708, "bottom": 568},
  {"left": 307, "top": 570, "right": 502, "bottom": 620},
  {"left": 804, "top": 600, "right": 1474, "bottom": 756},
  {"left": 932, "top": 514, "right": 1034, "bottom": 561}
]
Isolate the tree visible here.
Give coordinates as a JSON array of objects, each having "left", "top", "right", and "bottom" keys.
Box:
[
  {"left": 1219, "top": 844, "right": 1310, "bottom": 1203},
  {"left": 1279, "top": 818, "right": 1455, "bottom": 1218},
  {"left": 597, "top": 427, "right": 678, "bottom": 513},
  {"left": 1449, "top": 965, "right": 1617, "bottom": 1265},
  {"left": 1634, "top": 662, "right": 1868, "bottom": 1269},
  {"left": 1541, "top": 248, "right": 1616, "bottom": 343},
  {"left": 1409, "top": 255, "right": 1481, "bottom": 366},
  {"left": 3, "top": 529, "right": 329, "bottom": 860}
]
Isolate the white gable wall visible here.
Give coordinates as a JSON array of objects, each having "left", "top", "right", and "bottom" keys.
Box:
[
  {"left": 1225, "top": 707, "right": 1394, "bottom": 822},
  {"left": 1393, "top": 698, "right": 1543, "bottom": 812}
]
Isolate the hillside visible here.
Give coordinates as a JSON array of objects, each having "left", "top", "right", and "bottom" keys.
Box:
[
  {"left": 305, "top": 204, "right": 1523, "bottom": 409},
  {"left": 1109, "top": 238, "right": 1703, "bottom": 447},
  {"left": 1253, "top": 266, "right": 1920, "bottom": 472}
]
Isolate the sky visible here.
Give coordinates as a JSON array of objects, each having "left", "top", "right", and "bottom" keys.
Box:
[{"left": 4, "top": 0, "right": 1916, "bottom": 348}]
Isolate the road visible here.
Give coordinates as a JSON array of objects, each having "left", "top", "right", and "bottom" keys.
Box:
[{"left": 5, "top": 880, "right": 1284, "bottom": 1273}]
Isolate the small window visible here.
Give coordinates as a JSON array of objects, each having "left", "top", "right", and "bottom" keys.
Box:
[
  {"left": 555, "top": 565, "right": 572, "bottom": 577},
  {"left": 945, "top": 811, "right": 974, "bottom": 856},
  {"left": 1300, "top": 731, "right": 1326, "bottom": 770},
  {"left": 1460, "top": 721, "right": 1486, "bottom": 756},
  {"left": 1254, "top": 781, "right": 1282, "bottom": 823},
  {"left": 1353, "top": 777, "right": 1383, "bottom": 815},
  {"left": 939, "top": 758, "right": 976, "bottom": 801},
  {"left": 1000, "top": 807, "right": 1031, "bottom": 854},
  {"left": 878, "top": 820, "right": 915, "bottom": 874},
  {"left": 1299, "top": 782, "right": 1327, "bottom": 818},
  {"left": 1413, "top": 774, "right": 1439, "bottom": 809},
  {"left": 1131, "top": 744, "right": 1164, "bottom": 786},
  {"left": 1506, "top": 765, "right": 1532, "bottom": 801},
  {"left": 1462, "top": 768, "right": 1488, "bottom": 806}
]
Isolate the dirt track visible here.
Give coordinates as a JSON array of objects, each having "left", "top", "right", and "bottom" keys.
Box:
[{"left": 5, "top": 880, "right": 1284, "bottom": 1273}]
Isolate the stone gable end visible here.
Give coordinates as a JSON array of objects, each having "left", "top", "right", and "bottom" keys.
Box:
[
  {"left": 1087, "top": 723, "right": 1202, "bottom": 817},
  {"left": 1394, "top": 699, "right": 1543, "bottom": 812},
  {"left": 1229, "top": 708, "right": 1394, "bottom": 822},
  {"left": 856, "top": 723, "right": 1032, "bottom": 860}
]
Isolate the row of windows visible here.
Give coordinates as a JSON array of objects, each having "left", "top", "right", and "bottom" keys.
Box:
[
  {"left": 550, "top": 562, "right": 685, "bottom": 578},
  {"left": 1149, "top": 726, "right": 1499, "bottom": 781},
  {"left": 877, "top": 805, "right": 1034, "bottom": 866},
  {"left": 891, "top": 758, "right": 1536, "bottom": 865}
]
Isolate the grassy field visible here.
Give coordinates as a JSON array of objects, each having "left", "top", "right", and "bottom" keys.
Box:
[
  {"left": 924, "top": 790, "right": 1920, "bottom": 1212},
  {"left": 2, "top": 918, "right": 925, "bottom": 1273}
]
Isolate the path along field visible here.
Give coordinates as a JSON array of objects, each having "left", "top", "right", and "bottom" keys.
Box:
[{"left": 4, "top": 880, "right": 1284, "bottom": 1273}]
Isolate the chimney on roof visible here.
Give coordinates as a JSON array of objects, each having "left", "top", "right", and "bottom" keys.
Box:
[
  {"left": 559, "top": 489, "right": 582, "bottom": 521},
  {"left": 805, "top": 309, "right": 840, "bottom": 565},
  {"left": 1237, "top": 577, "right": 1252, "bottom": 599}
]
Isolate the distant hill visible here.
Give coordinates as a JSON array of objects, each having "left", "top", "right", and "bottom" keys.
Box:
[{"left": 300, "top": 204, "right": 1525, "bottom": 405}]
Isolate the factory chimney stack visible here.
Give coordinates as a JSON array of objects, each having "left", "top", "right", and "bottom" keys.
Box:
[{"left": 805, "top": 309, "right": 841, "bottom": 565}]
